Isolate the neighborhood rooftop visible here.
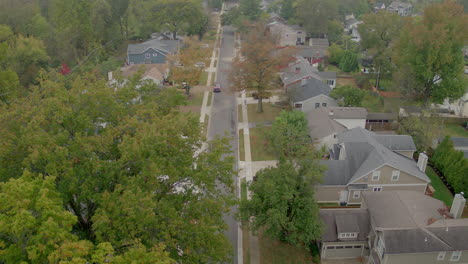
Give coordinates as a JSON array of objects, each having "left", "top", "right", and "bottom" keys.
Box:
[{"left": 127, "top": 38, "right": 180, "bottom": 55}]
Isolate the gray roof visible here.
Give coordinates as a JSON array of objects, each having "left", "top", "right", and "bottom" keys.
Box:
[
  {"left": 321, "top": 128, "right": 428, "bottom": 185},
  {"left": 128, "top": 38, "right": 180, "bottom": 55},
  {"left": 288, "top": 78, "right": 332, "bottom": 102},
  {"left": 366, "top": 112, "right": 397, "bottom": 120},
  {"left": 373, "top": 135, "right": 417, "bottom": 151},
  {"left": 296, "top": 46, "right": 327, "bottom": 58},
  {"left": 383, "top": 229, "right": 452, "bottom": 254},
  {"left": 345, "top": 18, "right": 360, "bottom": 27},
  {"left": 309, "top": 38, "right": 329, "bottom": 47},
  {"left": 281, "top": 56, "right": 322, "bottom": 86},
  {"left": 317, "top": 71, "right": 336, "bottom": 80},
  {"left": 306, "top": 108, "right": 348, "bottom": 143},
  {"left": 363, "top": 191, "right": 444, "bottom": 229},
  {"left": 329, "top": 107, "right": 367, "bottom": 119},
  {"left": 428, "top": 226, "right": 468, "bottom": 251},
  {"left": 320, "top": 209, "right": 370, "bottom": 242}
]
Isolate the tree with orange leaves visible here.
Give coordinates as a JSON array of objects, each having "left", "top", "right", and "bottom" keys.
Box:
[{"left": 229, "top": 23, "right": 292, "bottom": 112}]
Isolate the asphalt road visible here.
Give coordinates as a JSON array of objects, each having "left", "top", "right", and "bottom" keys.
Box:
[{"left": 207, "top": 24, "right": 240, "bottom": 264}]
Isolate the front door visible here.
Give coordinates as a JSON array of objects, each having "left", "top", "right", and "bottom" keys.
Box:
[{"left": 339, "top": 190, "right": 349, "bottom": 204}]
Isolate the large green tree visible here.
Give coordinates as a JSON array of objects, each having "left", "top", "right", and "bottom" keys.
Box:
[
  {"left": 0, "top": 71, "right": 235, "bottom": 263},
  {"left": 394, "top": 1, "right": 468, "bottom": 105},
  {"left": 239, "top": 0, "right": 263, "bottom": 20},
  {"left": 330, "top": 85, "right": 367, "bottom": 107},
  {"left": 296, "top": 0, "right": 338, "bottom": 37}
]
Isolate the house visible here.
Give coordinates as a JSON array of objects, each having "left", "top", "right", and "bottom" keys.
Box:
[
  {"left": 387, "top": 1, "right": 413, "bottom": 16},
  {"left": 373, "top": 2, "right": 386, "bottom": 12},
  {"left": 451, "top": 137, "right": 468, "bottom": 159},
  {"left": 365, "top": 112, "right": 398, "bottom": 130},
  {"left": 308, "top": 38, "right": 329, "bottom": 48},
  {"left": 267, "top": 20, "right": 307, "bottom": 47},
  {"left": 127, "top": 37, "right": 181, "bottom": 65},
  {"left": 288, "top": 79, "right": 338, "bottom": 113},
  {"left": 316, "top": 127, "right": 429, "bottom": 204},
  {"left": 437, "top": 89, "right": 468, "bottom": 117},
  {"left": 344, "top": 14, "right": 363, "bottom": 32},
  {"left": 320, "top": 191, "right": 468, "bottom": 262},
  {"left": 280, "top": 56, "right": 336, "bottom": 89},
  {"left": 305, "top": 107, "right": 367, "bottom": 148},
  {"left": 296, "top": 46, "right": 327, "bottom": 66},
  {"left": 119, "top": 64, "right": 169, "bottom": 85}
]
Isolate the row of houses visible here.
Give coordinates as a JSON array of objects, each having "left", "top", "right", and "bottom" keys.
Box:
[{"left": 374, "top": 1, "right": 413, "bottom": 16}]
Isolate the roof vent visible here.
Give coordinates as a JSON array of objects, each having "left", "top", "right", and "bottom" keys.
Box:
[{"left": 329, "top": 110, "right": 334, "bottom": 116}]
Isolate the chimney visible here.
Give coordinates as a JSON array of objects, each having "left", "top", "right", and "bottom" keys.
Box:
[
  {"left": 450, "top": 192, "right": 466, "bottom": 219},
  {"left": 329, "top": 110, "right": 334, "bottom": 116},
  {"left": 417, "top": 152, "right": 428, "bottom": 172},
  {"left": 108, "top": 71, "right": 113, "bottom": 81},
  {"left": 301, "top": 78, "right": 307, "bottom": 86}
]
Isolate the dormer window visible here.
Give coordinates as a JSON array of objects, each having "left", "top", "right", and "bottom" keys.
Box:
[{"left": 391, "top": 170, "right": 400, "bottom": 181}]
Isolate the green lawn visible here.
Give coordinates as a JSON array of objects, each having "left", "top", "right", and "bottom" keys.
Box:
[
  {"left": 361, "top": 92, "right": 385, "bottom": 112},
  {"left": 247, "top": 103, "right": 282, "bottom": 123},
  {"left": 199, "top": 71, "right": 208, "bottom": 86},
  {"left": 249, "top": 127, "right": 277, "bottom": 161},
  {"left": 426, "top": 166, "right": 453, "bottom": 206},
  {"left": 241, "top": 178, "right": 248, "bottom": 201},
  {"left": 442, "top": 124, "right": 468, "bottom": 138},
  {"left": 337, "top": 77, "right": 358, "bottom": 88},
  {"left": 239, "top": 129, "right": 245, "bottom": 161},
  {"left": 259, "top": 231, "right": 312, "bottom": 264},
  {"left": 187, "top": 92, "right": 204, "bottom": 106}
]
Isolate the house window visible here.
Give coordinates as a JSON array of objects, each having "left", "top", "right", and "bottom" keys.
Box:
[
  {"left": 372, "top": 171, "right": 380, "bottom": 181},
  {"left": 339, "top": 233, "right": 357, "bottom": 239},
  {"left": 145, "top": 53, "right": 151, "bottom": 58},
  {"left": 327, "top": 80, "right": 335, "bottom": 86},
  {"left": 391, "top": 170, "right": 400, "bottom": 181},
  {"left": 373, "top": 186, "right": 383, "bottom": 192},
  {"left": 327, "top": 246, "right": 335, "bottom": 249},
  {"left": 438, "top": 251, "right": 446, "bottom": 261},
  {"left": 322, "top": 103, "right": 327, "bottom": 107},
  {"left": 353, "top": 191, "right": 361, "bottom": 199},
  {"left": 297, "top": 31, "right": 302, "bottom": 34},
  {"left": 451, "top": 251, "right": 461, "bottom": 261},
  {"left": 295, "top": 103, "right": 302, "bottom": 109},
  {"left": 315, "top": 103, "right": 320, "bottom": 108},
  {"left": 152, "top": 53, "right": 158, "bottom": 57},
  {"left": 353, "top": 245, "right": 362, "bottom": 248},
  {"left": 345, "top": 246, "right": 353, "bottom": 248}
]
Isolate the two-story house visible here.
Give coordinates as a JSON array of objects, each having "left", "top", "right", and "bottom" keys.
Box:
[
  {"left": 267, "top": 20, "right": 306, "bottom": 47},
  {"left": 127, "top": 37, "right": 180, "bottom": 65},
  {"left": 387, "top": 1, "right": 413, "bottom": 16},
  {"left": 281, "top": 56, "right": 336, "bottom": 89},
  {"left": 316, "top": 127, "right": 429, "bottom": 204},
  {"left": 320, "top": 191, "right": 468, "bottom": 262}
]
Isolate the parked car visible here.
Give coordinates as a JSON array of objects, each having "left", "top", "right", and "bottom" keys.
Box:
[{"left": 213, "top": 83, "right": 221, "bottom": 92}]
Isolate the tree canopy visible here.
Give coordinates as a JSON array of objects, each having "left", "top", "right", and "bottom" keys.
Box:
[
  {"left": 0, "top": 71, "right": 236, "bottom": 263},
  {"left": 394, "top": 1, "right": 468, "bottom": 104},
  {"left": 330, "top": 85, "right": 367, "bottom": 107}
]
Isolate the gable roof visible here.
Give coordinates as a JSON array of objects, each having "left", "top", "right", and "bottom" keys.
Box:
[
  {"left": 316, "top": 71, "right": 336, "bottom": 80},
  {"left": 296, "top": 46, "right": 327, "bottom": 59},
  {"left": 345, "top": 17, "right": 360, "bottom": 27},
  {"left": 281, "top": 56, "right": 322, "bottom": 86},
  {"left": 306, "top": 108, "right": 349, "bottom": 143},
  {"left": 320, "top": 209, "right": 370, "bottom": 242},
  {"left": 288, "top": 78, "right": 332, "bottom": 102},
  {"left": 451, "top": 137, "right": 468, "bottom": 148},
  {"left": 309, "top": 38, "right": 329, "bottom": 47},
  {"left": 128, "top": 38, "right": 180, "bottom": 55},
  {"left": 322, "top": 127, "right": 428, "bottom": 185},
  {"left": 362, "top": 191, "right": 468, "bottom": 253}
]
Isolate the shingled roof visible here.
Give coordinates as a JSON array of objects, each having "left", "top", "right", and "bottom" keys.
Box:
[{"left": 322, "top": 127, "right": 428, "bottom": 185}]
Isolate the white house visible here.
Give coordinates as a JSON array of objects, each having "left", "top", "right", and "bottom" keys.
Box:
[{"left": 267, "top": 20, "right": 306, "bottom": 46}]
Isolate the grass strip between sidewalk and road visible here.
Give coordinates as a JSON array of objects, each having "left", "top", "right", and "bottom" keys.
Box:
[
  {"left": 239, "top": 129, "right": 245, "bottom": 161},
  {"left": 238, "top": 104, "right": 243, "bottom": 123}
]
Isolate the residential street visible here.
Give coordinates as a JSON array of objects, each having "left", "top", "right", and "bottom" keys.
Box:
[{"left": 207, "top": 24, "right": 240, "bottom": 264}]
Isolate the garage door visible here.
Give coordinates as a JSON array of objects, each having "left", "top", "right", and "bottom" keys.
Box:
[{"left": 323, "top": 245, "right": 363, "bottom": 259}]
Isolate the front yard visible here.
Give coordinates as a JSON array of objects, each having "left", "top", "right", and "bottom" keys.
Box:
[
  {"left": 442, "top": 123, "right": 468, "bottom": 138},
  {"left": 247, "top": 103, "right": 283, "bottom": 123},
  {"left": 249, "top": 126, "right": 277, "bottom": 161},
  {"left": 259, "top": 231, "right": 313, "bottom": 264}
]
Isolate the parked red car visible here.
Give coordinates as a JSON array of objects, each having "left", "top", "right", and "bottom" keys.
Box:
[{"left": 213, "top": 83, "right": 221, "bottom": 92}]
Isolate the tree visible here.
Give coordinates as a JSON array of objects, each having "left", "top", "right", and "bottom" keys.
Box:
[
  {"left": 330, "top": 85, "right": 367, "bottom": 107},
  {"left": 0, "top": 72, "right": 236, "bottom": 263},
  {"left": 327, "top": 20, "right": 343, "bottom": 44},
  {"left": 296, "top": 0, "right": 338, "bottom": 37},
  {"left": 328, "top": 43, "right": 344, "bottom": 65},
  {"left": 338, "top": 50, "right": 359, "bottom": 72},
  {"left": 153, "top": 0, "right": 208, "bottom": 40},
  {"left": 394, "top": 2, "right": 468, "bottom": 105},
  {"left": 239, "top": 0, "right": 262, "bottom": 20},
  {"left": 398, "top": 110, "right": 442, "bottom": 152},
  {"left": 268, "top": 110, "right": 311, "bottom": 158},
  {"left": 240, "top": 159, "right": 323, "bottom": 246},
  {"left": 230, "top": 23, "right": 289, "bottom": 112},
  {"left": 0, "top": 171, "right": 77, "bottom": 263},
  {"left": 169, "top": 37, "right": 207, "bottom": 94},
  {"left": 359, "top": 11, "right": 402, "bottom": 88},
  {"left": 280, "top": 0, "right": 295, "bottom": 20}
]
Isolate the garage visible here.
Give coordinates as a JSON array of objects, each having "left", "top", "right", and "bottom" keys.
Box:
[{"left": 322, "top": 244, "right": 364, "bottom": 259}]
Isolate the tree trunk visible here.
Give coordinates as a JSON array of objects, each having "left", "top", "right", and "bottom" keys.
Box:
[
  {"left": 257, "top": 97, "right": 263, "bottom": 113},
  {"left": 173, "top": 31, "right": 177, "bottom": 40}
]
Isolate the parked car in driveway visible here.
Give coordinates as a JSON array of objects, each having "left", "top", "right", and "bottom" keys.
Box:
[{"left": 213, "top": 83, "right": 221, "bottom": 92}]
